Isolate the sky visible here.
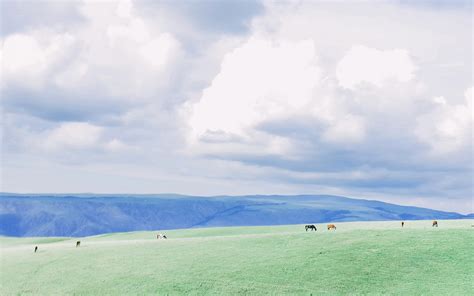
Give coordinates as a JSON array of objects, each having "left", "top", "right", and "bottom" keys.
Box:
[{"left": 0, "top": 0, "right": 472, "bottom": 213}]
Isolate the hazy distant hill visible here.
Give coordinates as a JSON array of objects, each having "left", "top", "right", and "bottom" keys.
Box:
[{"left": 0, "top": 193, "right": 468, "bottom": 237}]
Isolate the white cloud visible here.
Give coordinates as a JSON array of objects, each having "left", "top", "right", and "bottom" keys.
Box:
[
  {"left": 105, "top": 139, "right": 132, "bottom": 152},
  {"left": 415, "top": 86, "right": 473, "bottom": 155},
  {"left": 116, "top": 0, "right": 133, "bottom": 18},
  {"left": 322, "top": 114, "right": 366, "bottom": 144},
  {"left": 1, "top": 34, "right": 45, "bottom": 72},
  {"left": 336, "top": 45, "right": 416, "bottom": 90},
  {"left": 43, "top": 122, "right": 103, "bottom": 150},
  {"left": 139, "top": 33, "right": 180, "bottom": 68},
  {"left": 189, "top": 37, "right": 320, "bottom": 140},
  {"left": 53, "top": 61, "right": 89, "bottom": 89},
  {"left": 1, "top": 0, "right": 472, "bottom": 212},
  {"left": 187, "top": 36, "right": 370, "bottom": 154},
  {"left": 1, "top": 33, "right": 75, "bottom": 89},
  {"left": 106, "top": 18, "right": 150, "bottom": 44},
  {"left": 2, "top": 0, "right": 182, "bottom": 105}
]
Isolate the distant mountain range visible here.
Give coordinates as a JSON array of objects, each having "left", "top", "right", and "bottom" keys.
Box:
[{"left": 0, "top": 193, "right": 471, "bottom": 237}]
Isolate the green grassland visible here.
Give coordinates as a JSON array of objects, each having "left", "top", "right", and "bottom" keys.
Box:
[{"left": 1, "top": 220, "right": 473, "bottom": 295}]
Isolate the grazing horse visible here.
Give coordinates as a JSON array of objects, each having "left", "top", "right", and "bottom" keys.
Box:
[
  {"left": 76, "top": 241, "right": 81, "bottom": 247},
  {"left": 432, "top": 220, "right": 438, "bottom": 227},
  {"left": 34, "top": 246, "right": 38, "bottom": 253},
  {"left": 157, "top": 233, "right": 167, "bottom": 239},
  {"left": 327, "top": 224, "right": 337, "bottom": 231},
  {"left": 401, "top": 221, "right": 405, "bottom": 227},
  {"left": 305, "top": 225, "right": 317, "bottom": 231}
]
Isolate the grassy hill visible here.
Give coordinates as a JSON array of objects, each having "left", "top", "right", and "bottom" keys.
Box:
[{"left": 1, "top": 219, "right": 473, "bottom": 295}]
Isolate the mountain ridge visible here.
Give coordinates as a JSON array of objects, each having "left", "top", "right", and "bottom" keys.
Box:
[{"left": 0, "top": 193, "right": 469, "bottom": 237}]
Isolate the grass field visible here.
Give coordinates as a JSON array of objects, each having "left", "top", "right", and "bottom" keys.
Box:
[{"left": 1, "top": 219, "right": 473, "bottom": 295}]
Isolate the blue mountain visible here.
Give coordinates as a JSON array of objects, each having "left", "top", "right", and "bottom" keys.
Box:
[{"left": 0, "top": 193, "right": 468, "bottom": 237}]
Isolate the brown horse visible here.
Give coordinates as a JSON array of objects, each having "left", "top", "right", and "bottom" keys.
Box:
[
  {"left": 76, "top": 241, "right": 81, "bottom": 247},
  {"left": 432, "top": 220, "right": 438, "bottom": 227},
  {"left": 327, "top": 224, "right": 337, "bottom": 230}
]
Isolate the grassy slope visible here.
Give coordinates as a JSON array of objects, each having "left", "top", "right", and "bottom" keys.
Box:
[{"left": 1, "top": 220, "right": 473, "bottom": 295}]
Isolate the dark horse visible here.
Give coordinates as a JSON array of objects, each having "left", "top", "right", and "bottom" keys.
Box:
[
  {"left": 157, "top": 233, "right": 167, "bottom": 239},
  {"left": 34, "top": 246, "right": 38, "bottom": 253},
  {"left": 76, "top": 241, "right": 81, "bottom": 247},
  {"left": 305, "top": 225, "right": 317, "bottom": 231},
  {"left": 401, "top": 221, "right": 405, "bottom": 227}
]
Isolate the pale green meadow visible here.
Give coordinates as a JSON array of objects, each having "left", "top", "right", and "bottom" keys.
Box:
[{"left": 1, "top": 219, "right": 473, "bottom": 295}]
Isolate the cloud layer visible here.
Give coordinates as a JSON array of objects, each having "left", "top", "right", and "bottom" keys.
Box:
[{"left": 1, "top": 0, "right": 472, "bottom": 213}]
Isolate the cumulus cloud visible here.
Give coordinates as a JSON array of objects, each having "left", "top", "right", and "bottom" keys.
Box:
[
  {"left": 42, "top": 122, "right": 103, "bottom": 150},
  {"left": 1, "top": 0, "right": 472, "bottom": 213},
  {"left": 187, "top": 37, "right": 368, "bottom": 157},
  {"left": 321, "top": 114, "right": 366, "bottom": 144},
  {"left": 415, "top": 86, "right": 473, "bottom": 155},
  {"left": 189, "top": 37, "right": 320, "bottom": 140},
  {"left": 336, "top": 45, "right": 416, "bottom": 90},
  {"left": 138, "top": 33, "right": 180, "bottom": 68},
  {"left": 181, "top": 0, "right": 472, "bottom": 213},
  {"left": 1, "top": 32, "right": 75, "bottom": 89},
  {"left": 1, "top": 0, "right": 184, "bottom": 122}
]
